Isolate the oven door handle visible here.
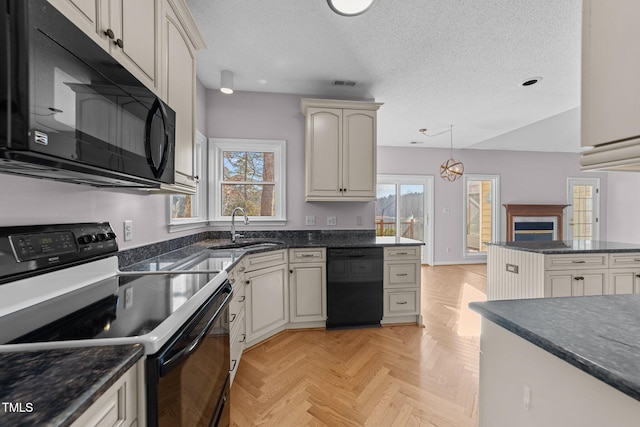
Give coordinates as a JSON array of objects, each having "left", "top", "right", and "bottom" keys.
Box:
[{"left": 160, "top": 284, "right": 233, "bottom": 375}]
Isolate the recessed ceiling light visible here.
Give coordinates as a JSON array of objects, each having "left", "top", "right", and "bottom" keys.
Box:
[
  {"left": 521, "top": 77, "right": 543, "bottom": 87},
  {"left": 327, "top": 0, "right": 375, "bottom": 16}
]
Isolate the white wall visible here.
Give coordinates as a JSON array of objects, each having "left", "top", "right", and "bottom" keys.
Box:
[
  {"left": 377, "top": 146, "right": 607, "bottom": 264},
  {"left": 604, "top": 172, "right": 640, "bottom": 243},
  {"left": 0, "top": 173, "right": 196, "bottom": 250},
  {"left": 205, "top": 90, "right": 375, "bottom": 231}
]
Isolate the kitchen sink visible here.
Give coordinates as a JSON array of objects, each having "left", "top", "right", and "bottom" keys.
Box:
[{"left": 208, "top": 241, "right": 283, "bottom": 257}]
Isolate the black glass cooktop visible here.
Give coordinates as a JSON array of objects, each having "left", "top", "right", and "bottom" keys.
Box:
[{"left": 2, "top": 271, "right": 218, "bottom": 345}]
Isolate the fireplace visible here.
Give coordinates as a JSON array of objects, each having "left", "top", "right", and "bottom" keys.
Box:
[{"left": 504, "top": 204, "right": 569, "bottom": 241}]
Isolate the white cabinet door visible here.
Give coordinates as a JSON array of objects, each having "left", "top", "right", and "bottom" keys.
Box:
[
  {"left": 49, "top": 0, "right": 158, "bottom": 92},
  {"left": 609, "top": 269, "right": 640, "bottom": 295},
  {"left": 305, "top": 108, "right": 342, "bottom": 199},
  {"left": 162, "top": 0, "right": 196, "bottom": 190},
  {"left": 545, "top": 271, "right": 574, "bottom": 298},
  {"left": 289, "top": 263, "right": 326, "bottom": 323},
  {"left": 245, "top": 263, "right": 288, "bottom": 344},
  {"left": 582, "top": 0, "right": 640, "bottom": 148},
  {"left": 342, "top": 109, "right": 376, "bottom": 198},
  {"left": 109, "top": 0, "right": 158, "bottom": 90}
]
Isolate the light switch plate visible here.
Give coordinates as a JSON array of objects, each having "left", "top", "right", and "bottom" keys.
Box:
[{"left": 327, "top": 216, "right": 337, "bottom": 226}]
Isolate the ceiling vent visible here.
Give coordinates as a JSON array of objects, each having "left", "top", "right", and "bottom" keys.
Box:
[{"left": 332, "top": 80, "right": 357, "bottom": 86}]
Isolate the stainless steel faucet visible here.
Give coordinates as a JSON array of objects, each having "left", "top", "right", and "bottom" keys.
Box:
[{"left": 230, "top": 207, "right": 249, "bottom": 243}]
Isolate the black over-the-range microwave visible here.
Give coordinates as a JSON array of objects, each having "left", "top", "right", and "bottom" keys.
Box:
[{"left": 0, "top": 0, "right": 176, "bottom": 188}]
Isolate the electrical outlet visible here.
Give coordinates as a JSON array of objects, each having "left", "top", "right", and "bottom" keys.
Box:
[
  {"left": 305, "top": 215, "right": 316, "bottom": 226},
  {"left": 327, "top": 216, "right": 337, "bottom": 226},
  {"left": 124, "top": 287, "right": 133, "bottom": 308},
  {"left": 123, "top": 220, "right": 133, "bottom": 241}
]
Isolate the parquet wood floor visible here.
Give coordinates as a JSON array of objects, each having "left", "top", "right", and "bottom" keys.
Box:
[{"left": 230, "top": 264, "right": 487, "bottom": 427}]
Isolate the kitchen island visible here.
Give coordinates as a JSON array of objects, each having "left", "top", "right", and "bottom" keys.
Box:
[
  {"left": 487, "top": 240, "right": 640, "bottom": 300},
  {"left": 470, "top": 294, "right": 640, "bottom": 427}
]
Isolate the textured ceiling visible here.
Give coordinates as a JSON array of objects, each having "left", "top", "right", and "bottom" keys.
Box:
[{"left": 185, "top": 0, "right": 582, "bottom": 152}]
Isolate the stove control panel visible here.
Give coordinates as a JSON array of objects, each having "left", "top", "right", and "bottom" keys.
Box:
[{"left": 0, "top": 223, "right": 118, "bottom": 283}]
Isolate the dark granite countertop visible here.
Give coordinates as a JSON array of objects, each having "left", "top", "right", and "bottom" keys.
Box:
[
  {"left": 0, "top": 344, "right": 143, "bottom": 427},
  {"left": 470, "top": 295, "right": 640, "bottom": 401},
  {"left": 487, "top": 240, "right": 640, "bottom": 254},
  {"left": 122, "top": 234, "right": 424, "bottom": 272}
]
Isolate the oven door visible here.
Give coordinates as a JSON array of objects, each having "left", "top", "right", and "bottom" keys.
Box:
[{"left": 147, "top": 281, "right": 232, "bottom": 427}]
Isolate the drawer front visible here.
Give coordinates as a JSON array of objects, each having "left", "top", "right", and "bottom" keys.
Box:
[
  {"left": 289, "top": 247, "right": 326, "bottom": 263},
  {"left": 230, "top": 313, "right": 246, "bottom": 379},
  {"left": 384, "top": 246, "right": 421, "bottom": 260},
  {"left": 610, "top": 252, "right": 640, "bottom": 268},
  {"left": 229, "top": 282, "right": 246, "bottom": 318},
  {"left": 545, "top": 254, "right": 608, "bottom": 270},
  {"left": 384, "top": 289, "right": 419, "bottom": 316},
  {"left": 385, "top": 262, "right": 419, "bottom": 287},
  {"left": 245, "top": 249, "right": 287, "bottom": 271}
]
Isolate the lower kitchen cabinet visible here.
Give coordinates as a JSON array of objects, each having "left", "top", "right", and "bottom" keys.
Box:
[
  {"left": 288, "top": 248, "right": 326, "bottom": 327},
  {"left": 544, "top": 269, "right": 609, "bottom": 297},
  {"left": 71, "top": 359, "right": 143, "bottom": 427},
  {"left": 244, "top": 250, "right": 289, "bottom": 347},
  {"left": 228, "top": 260, "right": 246, "bottom": 386},
  {"left": 382, "top": 247, "right": 422, "bottom": 325}
]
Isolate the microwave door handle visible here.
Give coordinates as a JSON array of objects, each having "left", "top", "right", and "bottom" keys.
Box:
[
  {"left": 159, "top": 287, "right": 233, "bottom": 375},
  {"left": 144, "top": 98, "right": 171, "bottom": 178}
]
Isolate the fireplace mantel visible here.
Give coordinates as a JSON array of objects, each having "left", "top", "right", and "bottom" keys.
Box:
[{"left": 503, "top": 204, "right": 569, "bottom": 241}]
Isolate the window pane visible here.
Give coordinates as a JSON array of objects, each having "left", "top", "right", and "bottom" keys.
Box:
[
  {"left": 223, "top": 151, "right": 274, "bottom": 182},
  {"left": 399, "top": 184, "right": 424, "bottom": 240},
  {"left": 171, "top": 194, "right": 195, "bottom": 218},
  {"left": 376, "top": 183, "right": 396, "bottom": 236},
  {"left": 222, "top": 184, "right": 275, "bottom": 216}
]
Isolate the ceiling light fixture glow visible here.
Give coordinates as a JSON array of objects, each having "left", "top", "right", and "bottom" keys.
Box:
[
  {"left": 327, "top": 0, "right": 375, "bottom": 16},
  {"left": 220, "top": 70, "right": 234, "bottom": 94}
]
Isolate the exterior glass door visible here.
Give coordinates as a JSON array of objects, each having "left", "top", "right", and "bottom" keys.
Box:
[{"left": 376, "top": 175, "right": 433, "bottom": 264}]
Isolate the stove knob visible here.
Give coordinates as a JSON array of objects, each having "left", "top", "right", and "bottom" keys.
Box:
[
  {"left": 96, "top": 233, "right": 107, "bottom": 241},
  {"left": 78, "top": 234, "right": 95, "bottom": 245},
  {"left": 107, "top": 232, "right": 117, "bottom": 240}
]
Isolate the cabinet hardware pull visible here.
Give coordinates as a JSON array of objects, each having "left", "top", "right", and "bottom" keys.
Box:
[
  {"left": 245, "top": 280, "right": 250, "bottom": 285},
  {"left": 240, "top": 334, "right": 246, "bottom": 343},
  {"left": 230, "top": 313, "right": 237, "bottom": 322},
  {"left": 574, "top": 276, "right": 584, "bottom": 281},
  {"left": 397, "top": 301, "right": 408, "bottom": 305},
  {"left": 396, "top": 252, "right": 409, "bottom": 255},
  {"left": 239, "top": 296, "right": 245, "bottom": 302},
  {"left": 571, "top": 260, "right": 586, "bottom": 263},
  {"left": 396, "top": 273, "right": 408, "bottom": 276},
  {"left": 636, "top": 274, "right": 640, "bottom": 278},
  {"left": 238, "top": 267, "right": 246, "bottom": 272},
  {"left": 115, "top": 38, "right": 124, "bottom": 49},
  {"left": 104, "top": 28, "right": 115, "bottom": 39},
  {"left": 301, "top": 254, "right": 315, "bottom": 257},
  {"left": 290, "top": 269, "right": 293, "bottom": 274},
  {"left": 229, "top": 278, "right": 236, "bottom": 284},
  {"left": 634, "top": 259, "right": 640, "bottom": 262},
  {"left": 230, "top": 360, "right": 237, "bottom": 372}
]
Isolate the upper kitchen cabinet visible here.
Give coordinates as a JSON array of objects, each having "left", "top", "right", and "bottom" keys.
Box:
[
  {"left": 161, "top": 0, "right": 205, "bottom": 193},
  {"left": 48, "top": 0, "right": 160, "bottom": 92},
  {"left": 301, "top": 99, "right": 383, "bottom": 202},
  {"left": 581, "top": 0, "right": 640, "bottom": 171}
]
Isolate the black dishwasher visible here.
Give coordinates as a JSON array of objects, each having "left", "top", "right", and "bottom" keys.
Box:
[{"left": 326, "top": 247, "right": 383, "bottom": 329}]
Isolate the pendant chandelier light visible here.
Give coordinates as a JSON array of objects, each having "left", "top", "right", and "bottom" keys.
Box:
[
  {"left": 419, "top": 125, "right": 464, "bottom": 182},
  {"left": 440, "top": 125, "right": 464, "bottom": 182}
]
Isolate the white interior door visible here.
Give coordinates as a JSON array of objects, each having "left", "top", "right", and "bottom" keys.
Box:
[
  {"left": 376, "top": 175, "right": 434, "bottom": 265},
  {"left": 566, "top": 178, "right": 600, "bottom": 241}
]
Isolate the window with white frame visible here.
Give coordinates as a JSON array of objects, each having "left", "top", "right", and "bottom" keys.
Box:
[
  {"left": 169, "top": 131, "right": 207, "bottom": 230},
  {"left": 209, "top": 138, "right": 286, "bottom": 224}
]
